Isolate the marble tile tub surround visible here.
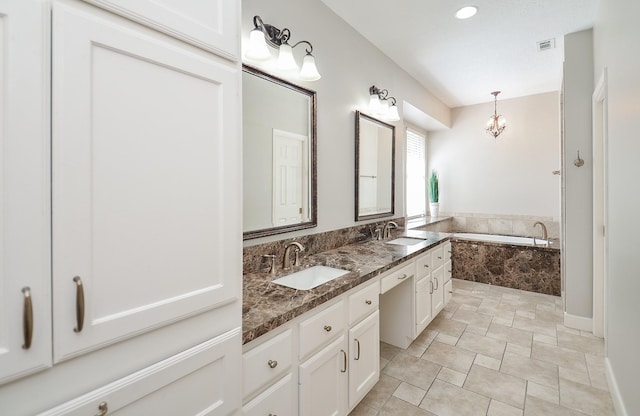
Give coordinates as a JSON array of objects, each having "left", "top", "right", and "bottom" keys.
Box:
[
  {"left": 445, "top": 212, "right": 560, "bottom": 240},
  {"left": 452, "top": 239, "right": 561, "bottom": 296},
  {"left": 243, "top": 218, "right": 406, "bottom": 273},
  {"left": 242, "top": 228, "right": 449, "bottom": 344}
]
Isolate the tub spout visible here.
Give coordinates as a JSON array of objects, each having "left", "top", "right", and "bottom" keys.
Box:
[{"left": 533, "top": 222, "right": 548, "bottom": 246}]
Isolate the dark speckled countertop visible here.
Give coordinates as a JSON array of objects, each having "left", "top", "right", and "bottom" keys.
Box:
[{"left": 242, "top": 230, "right": 451, "bottom": 344}]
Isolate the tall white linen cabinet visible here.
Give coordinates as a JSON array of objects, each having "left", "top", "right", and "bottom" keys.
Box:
[{"left": 0, "top": 0, "right": 243, "bottom": 414}]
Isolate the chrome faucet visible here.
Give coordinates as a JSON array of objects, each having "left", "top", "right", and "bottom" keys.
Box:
[
  {"left": 533, "top": 221, "right": 548, "bottom": 246},
  {"left": 370, "top": 224, "right": 383, "bottom": 240},
  {"left": 283, "top": 241, "right": 305, "bottom": 269},
  {"left": 383, "top": 221, "right": 399, "bottom": 239}
]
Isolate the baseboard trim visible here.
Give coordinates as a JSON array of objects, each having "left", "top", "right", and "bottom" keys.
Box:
[
  {"left": 563, "top": 312, "right": 593, "bottom": 332},
  {"left": 605, "top": 357, "right": 628, "bottom": 416}
]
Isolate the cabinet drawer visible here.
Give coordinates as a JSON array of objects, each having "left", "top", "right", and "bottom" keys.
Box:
[
  {"left": 243, "top": 329, "right": 293, "bottom": 399},
  {"left": 415, "top": 251, "right": 432, "bottom": 279},
  {"left": 380, "top": 262, "right": 414, "bottom": 294},
  {"left": 243, "top": 373, "right": 296, "bottom": 416},
  {"left": 432, "top": 244, "right": 445, "bottom": 268},
  {"left": 299, "top": 300, "right": 345, "bottom": 359},
  {"left": 444, "top": 279, "right": 453, "bottom": 305},
  {"left": 40, "top": 328, "right": 241, "bottom": 416},
  {"left": 349, "top": 281, "right": 380, "bottom": 325}
]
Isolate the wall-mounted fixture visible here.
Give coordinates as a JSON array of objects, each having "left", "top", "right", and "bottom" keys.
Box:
[
  {"left": 574, "top": 150, "right": 585, "bottom": 167},
  {"left": 368, "top": 85, "right": 400, "bottom": 122},
  {"left": 244, "top": 15, "right": 321, "bottom": 81},
  {"left": 486, "top": 91, "right": 506, "bottom": 138}
]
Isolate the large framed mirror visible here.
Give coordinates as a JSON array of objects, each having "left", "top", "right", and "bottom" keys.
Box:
[
  {"left": 355, "top": 111, "right": 395, "bottom": 221},
  {"left": 242, "top": 65, "right": 317, "bottom": 239}
]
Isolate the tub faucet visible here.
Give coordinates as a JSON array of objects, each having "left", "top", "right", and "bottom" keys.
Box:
[
  {"left": 533, "top": 222, "right": 548, "bottom": 246},
  {"left": 283, "top": 241, "right": 305, "bottom": 269},
  {"left": 383, "top": 221, "right": 399, "bottom": 239}
]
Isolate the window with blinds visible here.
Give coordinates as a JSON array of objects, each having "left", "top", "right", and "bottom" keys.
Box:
[{"left": 406, "top": 128, "right": 426, "bottom": 218}]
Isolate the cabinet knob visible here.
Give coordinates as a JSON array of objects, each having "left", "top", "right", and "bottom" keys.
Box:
[
  {"left": 424, "top": 264, "right": 429, "bottom": 268},
  {"left": 267, "top": 359, "right": 278, "bottom": 369},
  {"left": 324, "top": 325, "right": 332, "bottom": 332},
  {"left": 438, "top": 256, "right": 442, "bottom": 259},
  {"left": 365, "top": 300, "right": 372, "bottom": 305},
  {"left": 95, "top": 401, "right": 108, "bottom": 416},
  {"left": 398, "top": 274, "right": 408, "bottom": 280}
]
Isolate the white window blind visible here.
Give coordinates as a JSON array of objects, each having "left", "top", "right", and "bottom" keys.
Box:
[{"left": 406, "top": 128, "right": 426, "bottom": 218}]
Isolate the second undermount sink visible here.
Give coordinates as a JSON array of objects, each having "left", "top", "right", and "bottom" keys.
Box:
[
  {"left": 386, "top": 237, "right": 427, "bottom": 246},
  {"left": 271, "top": 265, "right": 350, "bottom": 291}
]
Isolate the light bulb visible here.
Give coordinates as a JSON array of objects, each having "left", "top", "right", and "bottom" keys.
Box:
[{"left": 244, "top": 29, "right": 271, "bottom": 61}]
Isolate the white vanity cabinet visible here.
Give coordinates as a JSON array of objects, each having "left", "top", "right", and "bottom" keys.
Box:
[
  {"left": 414, "top": 241, "right": 449, "bottom": 336},
  {"left": 0, "top": 0, "right": 52, "bottom": 384},
  {"left": 443, "top": 241, "right": 453, "bottom": 304}
]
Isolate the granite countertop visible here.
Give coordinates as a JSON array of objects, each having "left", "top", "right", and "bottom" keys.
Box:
[{"left": 242, "top": 230, "right": 451, "bottom": 344}]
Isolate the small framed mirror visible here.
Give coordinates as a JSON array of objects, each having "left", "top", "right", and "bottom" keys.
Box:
[
  {"left": 242, "top": 65, "right": 317, "bottom": 239},
  {"left": 355, "top": 111, "right": 395, "bottom": 221}
]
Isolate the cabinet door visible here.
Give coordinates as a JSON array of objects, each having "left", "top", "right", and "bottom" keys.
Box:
[
  {"left": 0, "top": 0, "right": 52, "bottom": 384},
  {"left": 431, "top": 265, "right": 445, "bottom": 316},
  {"left": 243, "top": 374, "right": 297, "bottom": 416},
  {"left": 415, "top": 275, "right": 433, "bottom": 333},
  {"left": 82, "top": 0, "right": 239, "bottom": 59},
  {"left": 51, "top": 1, "right": 241, "bottom": 361},
  {"left": 299, "top": 335, "right": 348, "bottom": 416},
  {"left": 348, "top": 311, "right": 379, "bottom": 410}
]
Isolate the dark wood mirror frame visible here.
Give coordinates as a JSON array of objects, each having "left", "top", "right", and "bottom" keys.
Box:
[
  {"left": 355, "top": 110, "right": 395, "bottom": 221},
  {"left": 242, "top": 65, "right": 317, "bottom": 240}
]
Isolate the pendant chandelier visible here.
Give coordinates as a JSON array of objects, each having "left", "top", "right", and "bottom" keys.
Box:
[{"left": 486, "top": 91, "right": 506, "bottom": 138}]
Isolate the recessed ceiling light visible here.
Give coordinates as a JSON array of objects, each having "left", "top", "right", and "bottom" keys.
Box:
[{"left": 456, "top": 6, "right": 478, "bottom": 19}]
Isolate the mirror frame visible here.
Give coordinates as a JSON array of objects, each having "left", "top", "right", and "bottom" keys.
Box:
[
  {"left": 354, "top": 110, "right": 396, "bottom": 221},
  {"left": 242, "top": 64, "right": 318, "bottom": 240}
]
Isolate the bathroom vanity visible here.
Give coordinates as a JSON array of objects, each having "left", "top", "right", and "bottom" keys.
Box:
[{"left": 241, "top": 230, "right": 453, "bottom": 415}]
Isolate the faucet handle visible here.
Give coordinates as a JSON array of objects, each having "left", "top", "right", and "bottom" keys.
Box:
[{"left": 262, "top": 254, "right": 277, "bottom": 274}]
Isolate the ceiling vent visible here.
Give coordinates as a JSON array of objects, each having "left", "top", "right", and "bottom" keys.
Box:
[{"left": 537, "top": 38, "right": 556, "bottom": 52}]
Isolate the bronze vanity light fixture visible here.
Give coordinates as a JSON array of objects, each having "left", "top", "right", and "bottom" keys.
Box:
[
  {"left": 244, "top": 15, "right": 321, "bottom": 81},
  {"left": 368, "top": 85, "right": 400, "bottom": 122}
]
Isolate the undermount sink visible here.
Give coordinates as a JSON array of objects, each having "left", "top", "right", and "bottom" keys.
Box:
[
  {"left": 386, "top": 237, "right": 427, "bottom": 246},
  {"left": 271, "top": 265, "right": 350, "bottom": 291}
]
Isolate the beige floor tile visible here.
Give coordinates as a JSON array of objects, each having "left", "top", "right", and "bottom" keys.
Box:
[
  {"left": 524, "top": 395, "right": 585, "bottom": 416},
  {"left": 492, "top": 316, "right": 514, "bottom": 327},
  {"left": 348, "top": 401, "right": 379, "bottom": 416},
  {"left": 359, "top": 374, "right": 401, "bottom": 410},
  {"left": 535, "top": 309, "right": 564, "bottom": 324},
  {"left": 526, "top": 381, "right": 559, "bottom": 405},
  {"left": 533, "top": 332, "right": 557, "bottom": 345},
  {"left": 559, "top": 378, "right": 616, "bottom": 416},
  {"left": 474, "top": 353, "right": 502, "bottom": 370},
  {"left": 500, "top": 352, "right": 558, "bottom": 388},
  {"left": 464, "top": 365, "right": 527, "bottom": 409},
  {"left": 500, "top": 297, "right": 537, "bottom": 311},
  {"left": 452, "top": 308, "right": 493, "bottom": 329},
  {"left": 427, "top": 315, "right": 467, "bottom": 338},
  {"left": 393, "top": 382, "right": 426, "bottom": 406},
  {"left": 559, "top": 365, "right": 591, "bottom": 386},
  {"left": 435, "top": 333, "right": 459, "bottom": 345},
  {"left": 413, "top": 329, "right": 438, "bottom": 347},
  {"left": 535, "top": 302, "right": 557, "bottom": 312},
  {"left": 505, "top": 342, "right": 531, "bottom": 358},
  {"left": 420, "top": 379, "right": 490, "bottom": 416},
  {"left": 421, "top": 340, "right": 476, "bottom": 373},
  {"left": 380, "top": 357, "right": 389, "bottom": 371},
  {"left": 486, "top": 323, "right": 533, "bottom": 347},
  {"left": 512, "top": 315, "right": 557, "bottom": 337},
  {"left": 487, "top": 399, "right": 524, "bottom": 416},
  {"left": 515, "top": 309, "right": 536, "bottom": 320},
  {"left": 383, "top": 353, "right": 440, "bottom": 391},
  {"left": 557, "top": 331, "right": 605, "bottom": 356},
  {"left": 465, "top": 324, "right": 489, "bottom": 336},
  {"left": 380, "top": 342, "right": 402, "bottom": 361},
  {"left": 436, "top": 367, "right": 467, "bottom": 387},
  {"left": 458, "top": 303, "right": 479, "bottom": 312},
  {"left": 378, "top": 396, "right": 436, "bottom": 416},
  {"left": 451, "top": 293, "right": 484, "bottom": 308},
  {"left": 457, "top": 331, "right": 507, "bottom": 359},
  {"left": 405, "top": 342, "right": 428, "bottom": 358},
  {"left": 556, "top": 323, "right": 581, "bottom": 335},
  {"left": 585, "top": 353, "right": 609, "bottom": 391},
  {"left": 531, "top": 341, "right": 587, "bottom": 372}
]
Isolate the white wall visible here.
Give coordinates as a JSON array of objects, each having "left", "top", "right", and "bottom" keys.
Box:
[
  {"left": 563, "top": 30, "right": 594, "bottom": 320},
  {"left": 427, "top": 92, "right": 561, "bottom": 219},
  {"left": 242, "top": 0, "right": 450, "bottom": 245},
  {"left": 593, "top": 0, "right": 640, "bottom": 413}
]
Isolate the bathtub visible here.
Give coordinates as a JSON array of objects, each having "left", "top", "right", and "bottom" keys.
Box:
[
  {"left": 450, "top": 233, "right": 560, "bottom": 296},
  {"left": 453, "top": 232, "right": 550, "bottom": 247}
]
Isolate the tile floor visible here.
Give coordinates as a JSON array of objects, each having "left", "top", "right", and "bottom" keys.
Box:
[{"left": 350, "top": 279, "right": 616, "bottom": 416}]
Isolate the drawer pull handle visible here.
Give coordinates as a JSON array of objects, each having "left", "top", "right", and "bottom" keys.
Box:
[
  {"left": 438, "top": 256, "right": 442, "bottom": 259},
  {"left": 449, "top": 291, "right": 453, "bottom": 294},
  {"left": 434, "top": 277, "right": 439, "bottom": 290},
  {"left": 340, "top": 349, "right": 347, "bottom": 372},
  {"left": 365, "top": 300, "right": 372, "bottom": 305},
  {"left": 423, "top": 264, "right": 429, "bottom": 268},
  {"left": 324, "top": 325, "right": 332, "bottom": 332},
  {"left": 398, "top": 274, "right": 408, "bottom": 280},
  {"left": 429, "top": 280, "right": 433, "bottom": 295},
  {"left": 22, "top": 287, "right": 33, "bottom": 350},
  {"left": 95, "top": 401, "right": 108, "bottom": 416},
  {"left": 73, "top": 276, "right": 85, "bottom": 333},
  {"left": 354, "top": 338, "right": 361, "bottom": 360},
  {"left": 267, "top": 359, "right": 278, "bottom": 369}
]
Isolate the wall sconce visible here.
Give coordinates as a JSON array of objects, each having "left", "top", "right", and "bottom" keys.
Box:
[
  {"left": 369, "top": 85, "right": 400, "bottom": 122},
  {"left": 486, "top": 91, "right": 506, "bottom": 138},
  {"left": 244, "top": 15, "right": 321, "bottom": 81}
]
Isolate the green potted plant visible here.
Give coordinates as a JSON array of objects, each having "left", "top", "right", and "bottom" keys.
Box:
[{"left": 429, "top": 170, "right": 439, "bottom": 217}]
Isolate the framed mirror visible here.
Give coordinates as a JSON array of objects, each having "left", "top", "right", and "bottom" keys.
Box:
[
  {"left": 355, "top": 111, "right": 395, "bottom": 221},
  {"left": 242, "top": 65, "right": 317, "bottom": 239}
]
